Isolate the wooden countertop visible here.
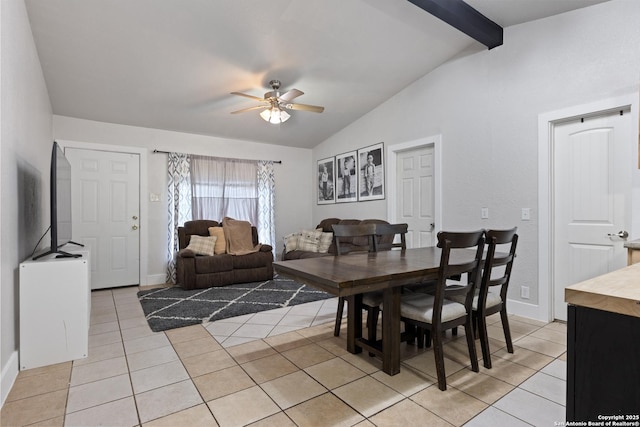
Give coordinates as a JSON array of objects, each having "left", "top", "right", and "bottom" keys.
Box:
[
  {"left": 565, "top": 263, "right": 640, "bottom": 318},
  {"left": 623, "top": 238, "right": 640, "bottom": 249}
]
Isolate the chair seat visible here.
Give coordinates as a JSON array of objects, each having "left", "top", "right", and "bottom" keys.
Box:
[
  {"left": 449, "top": 292, "right": 502, "bottom": 311},
  {"left": 362, "top": 291, "right": 383, "bottom": 307},
  {"left": 400, "top": 293, "right": 467, "bottom": 324}
]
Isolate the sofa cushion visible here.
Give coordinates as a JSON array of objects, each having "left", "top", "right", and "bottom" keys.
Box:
[
  {"left": 179, "top": 220, "right": 220, "bottom": 249},
  {"left": 316, "top": 218, "right": 341, "bottom": 232},
  {"left": 186, "top": 235, "right": 217, "bottom": 256},
  {"left": 194, "top": 253, "right": 233, "bottom": 274},
  {"left": 208, "top": 227, "right": 227, "bottom": 254},
  {"left": 232, "top": 251, "right": 274, "bottom": 269},
  {"left": 283, "top": 250, "right": 333, "bottom": 260}
]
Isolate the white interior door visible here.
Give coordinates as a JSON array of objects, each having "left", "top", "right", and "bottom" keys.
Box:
[
  {"left": 553, "top": 109, "right": 632, "bottom": 320},
  {"left": 66, "top": 148, "right": 140, "bottom": 289},
  {"left": 396, "top": 146, "right": 435, "bottom": 248}
]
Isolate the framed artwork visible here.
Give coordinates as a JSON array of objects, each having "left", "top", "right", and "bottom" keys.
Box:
[
  {"left": 357, "top": 142, "right": 385, "bottom": 201},
  {"left": 335, "top": 151, "right": 358, "bottom": 203},
  {"left": 317, "top": 157, "right": 335, "bottom": 204}
]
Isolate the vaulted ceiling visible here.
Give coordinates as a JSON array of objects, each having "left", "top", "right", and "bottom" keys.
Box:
[{"left": 25, "top": 0, "right": 608, "bottom": 148}]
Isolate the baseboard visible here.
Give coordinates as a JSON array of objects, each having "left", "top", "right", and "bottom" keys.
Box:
[
  {"left": 146, "top": 274, "right": 168, "bottom": 286},
  {"left": 507, "top": 299, "right": 547, "bottom": 322},
  {"left": 1, "top": 350, "right": 19, "bottom": 408}
]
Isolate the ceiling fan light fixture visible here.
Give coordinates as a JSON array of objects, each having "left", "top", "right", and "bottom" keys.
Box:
[{"left": 260, "top": 107, "right": 290, "bottom": 124}]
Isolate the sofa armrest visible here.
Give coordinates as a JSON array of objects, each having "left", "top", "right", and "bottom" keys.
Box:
[
  {"left": 178, "top": 248, "right": 196, "bottom": 258},
  {"left": 259, "top": 244, "right": 273, "bottom": 252}
]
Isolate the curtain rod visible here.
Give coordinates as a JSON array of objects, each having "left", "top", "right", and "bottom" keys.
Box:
[{"left": 152, "top": 149, "right": 282, "bottom": 164}]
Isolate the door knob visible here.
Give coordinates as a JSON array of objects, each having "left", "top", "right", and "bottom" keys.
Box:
[
  {"left": 132, "top": 225, "right": 138, "bottom": 230},
  {"left": 132, "top": 216, "right": 138, "bottom": 220},
  {"left": 607, "top": 230, "right": 629, "bottom": 239}
]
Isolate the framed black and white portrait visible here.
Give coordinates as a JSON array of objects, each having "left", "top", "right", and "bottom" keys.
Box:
[
  {"left": 357, "top": 142, "right": 385, "bottom": 201},
  {"left": 335, "top": 151, "right": 357, "bottom": 203},
  {"left": 317, "top": 157, "right": 336, "bottom": 204}
]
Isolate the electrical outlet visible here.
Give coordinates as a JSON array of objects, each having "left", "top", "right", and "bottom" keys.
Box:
[
  {"left": 481, "top": 207, "right": 489, "bottom": 219},
  {"left": 149, "top": 193, "right": 160, "bottom": 202},
  {"left": 521, "top": 208, "right": 531, "bottom": 221},
  {"left": 521, "top": 286, "right": 530, "bottom": 299}
]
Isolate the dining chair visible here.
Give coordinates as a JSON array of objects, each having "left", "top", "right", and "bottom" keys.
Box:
[
  {"left": 474, "top": 227, "right": 518, "bottom": 368},
  {"left": 372, "top": 223, "right": 408, "bottom": 251},
  {"left": 399, "top": 230, "right": 485, "bottom": 390},
  {"left": 447, "top": 228, "right": 518, "bottom": 368},
  {"left": 332, "top": 223, "right": 382, "bottom": 342}
]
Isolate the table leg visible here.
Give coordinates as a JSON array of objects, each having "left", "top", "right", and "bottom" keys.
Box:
[
  {"left": 382, "top": 286, "right": 401, "bottom": 375},
  {"left": 347, "top": 294, "right": 363, "bottom": 354}
]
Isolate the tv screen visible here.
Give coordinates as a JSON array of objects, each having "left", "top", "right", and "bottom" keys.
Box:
[
  {"left": 33, "top": 141, "right": 82, "bottom": 260},
  {"left": 53, "top": 141, "right": 72, "bottom": 249}
]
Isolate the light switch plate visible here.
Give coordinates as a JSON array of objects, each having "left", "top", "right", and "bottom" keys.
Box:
[
  {"left": 521, "top": 208, "right": 531, "bottom": 220},
  {"left": 481, "top": 207, "right": 489, "bottom": 219}
]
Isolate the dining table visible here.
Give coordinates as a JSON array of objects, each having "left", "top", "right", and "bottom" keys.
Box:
[{"left": 273, "top": 246, "right": 479, "bottom": 375}]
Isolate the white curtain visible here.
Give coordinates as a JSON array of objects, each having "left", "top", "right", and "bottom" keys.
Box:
[
  {"left": 166, "top": 152, "right": 192, "bottom": 283},
  {"left": 190, "top": 156, "right": 259, "bottom": 225}
]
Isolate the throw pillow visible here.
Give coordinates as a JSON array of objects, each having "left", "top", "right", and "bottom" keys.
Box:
[
  {"left": 284, "top": 232, "right": 301, "bottom": 253},
  {"left": 297, "top": 229, "right": 322, "bottom": 252},
  {"left": 208, "top": 227, "right": 227, "bottom": 254},
  {"left": 317, "top": 231, "right": 333, "bottom": 253},
  {"left": 185, "top": 235, "right": 217, "bottom": 256}
]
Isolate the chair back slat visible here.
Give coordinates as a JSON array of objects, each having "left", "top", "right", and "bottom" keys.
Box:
[
  {"left": 479, "top": 228, "right": 518, "bottom": 310},
  {"left": 433, "top": 230, "right": 485, "bottom": 325},
  {"left": 331, "top": 223, "right": 377, "bottom": 255},
  {"left": 374, "top": 223, "right": 408, "bottom": 251}
]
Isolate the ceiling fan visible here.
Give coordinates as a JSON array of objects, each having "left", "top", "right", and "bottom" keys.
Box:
[{"left": 230, "top": 80, "right": 325, "bottom": 124}]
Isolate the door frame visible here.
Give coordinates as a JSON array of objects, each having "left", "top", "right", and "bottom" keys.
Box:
[
  {"left": 538, "top": 93, "right": 639, "bottom": 322},
  {"left": 56, "top": 139, "right": 148, "bottom": 286},
  {"left": 386, "top": 135, "right": 442, "bottom": 246}
]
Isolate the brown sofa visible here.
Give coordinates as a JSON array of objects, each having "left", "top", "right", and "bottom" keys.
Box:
[
  {"left": 177, "top": 220, "right": 274, "bottom": 289},
  {"left": 282, "top": 218, "right": 393, "bottom": 260}
]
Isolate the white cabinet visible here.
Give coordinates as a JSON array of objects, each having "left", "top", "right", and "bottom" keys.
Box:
[{"left": 19, "top": 249, "right": 90, "bottom": 370}]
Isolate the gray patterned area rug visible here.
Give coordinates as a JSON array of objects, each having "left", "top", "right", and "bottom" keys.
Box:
[{"left": 137, "top": 276, "right": 333, "bottom": 332}]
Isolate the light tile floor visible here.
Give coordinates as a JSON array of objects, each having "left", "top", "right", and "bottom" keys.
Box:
[{"left": 1, "top": 285, "right": 568, "bottom": 426}]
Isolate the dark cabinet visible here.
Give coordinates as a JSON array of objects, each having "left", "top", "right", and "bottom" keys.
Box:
[{"left": 567, "top": 305, "right": 640, "bottom": 421}]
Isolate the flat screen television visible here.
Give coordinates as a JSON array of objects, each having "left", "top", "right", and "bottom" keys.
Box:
[{"left": 33, "top": 141, "right": 83, "bottom": 260}]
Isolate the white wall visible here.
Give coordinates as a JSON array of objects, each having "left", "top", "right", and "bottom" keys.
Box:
[
  {"left": 312, "top": 0, "right": 640, "bottom": 320},
  {"left": 1, "top": 0, "right": 53, "bottom": 405},
  {"left": 52, "top": 116, "right": 313, "bottom": 280}
]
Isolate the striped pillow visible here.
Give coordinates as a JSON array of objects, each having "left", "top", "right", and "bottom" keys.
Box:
[
  {"left": 284, "top": 232, "right": 301, "bottom": 253},
  {"left": 317, "top": 231, "right": 333, "bottom": 253},
  {"left": 297, "top": 229, "right": 322, "bottom": 252},
  {"left": 186, "top": 235, "right": 217, "bottom": 256}
]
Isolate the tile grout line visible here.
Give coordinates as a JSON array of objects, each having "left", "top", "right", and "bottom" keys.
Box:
[{"left": 6, "top": 290, "right": 569, "bottom": 427}]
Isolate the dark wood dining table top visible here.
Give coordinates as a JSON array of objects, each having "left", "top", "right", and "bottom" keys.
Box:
[{"left": 273, "top": 246, "right": 477, "bottom": 295}]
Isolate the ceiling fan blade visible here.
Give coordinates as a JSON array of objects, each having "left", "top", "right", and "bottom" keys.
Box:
[
  {"left": 230, "top": 92, "right": 265, "bottom": 102},
  {"left": 230, "top": 105, "right": 268, "bottom": 114},
  {"left": 284, "top": 103, "right": 325, "bottom": 113},
  {"left": 278, "top": 88, "right": 304, "bottom": 102}
]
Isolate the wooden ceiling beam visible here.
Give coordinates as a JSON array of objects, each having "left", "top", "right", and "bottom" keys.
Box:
[{"left": 408, "top": 0, "right": 503, "bottom": 49}]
